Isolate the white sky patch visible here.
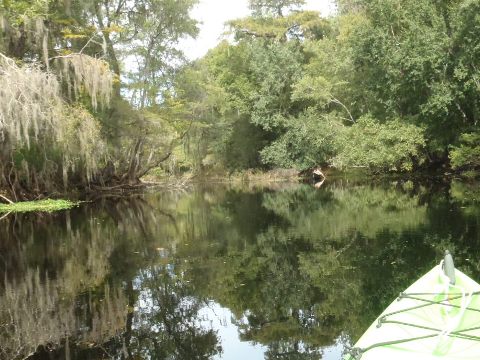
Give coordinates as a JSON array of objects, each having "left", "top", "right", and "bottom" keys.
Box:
[{"left": 180, "top": 0, "right": 336, "bottom": 60}]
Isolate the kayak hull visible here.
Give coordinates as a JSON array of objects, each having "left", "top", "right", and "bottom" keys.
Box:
[{"left": 345, "top": 266, "right": 480, "bottom": 360}]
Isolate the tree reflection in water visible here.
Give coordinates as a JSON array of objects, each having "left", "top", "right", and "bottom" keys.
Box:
[
  {"left": 0, "top": 195, "right": 221, "bottom": 360},
  {"left": 127, "top": 265, "right": 221, "bottom": 359},
  {"left": 0, "top": 180, "right": 479, "bottom": 359}
]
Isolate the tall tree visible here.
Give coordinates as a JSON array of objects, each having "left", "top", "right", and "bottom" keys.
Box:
[
  {"left": 0, "top": 0, "right": 200, "bottom": 197},
  {"left": 86, "top": 0, "right": 199, "bottom": 184},
  {"left": 248, "top": 0, "right": 306, "bottom": 17}
]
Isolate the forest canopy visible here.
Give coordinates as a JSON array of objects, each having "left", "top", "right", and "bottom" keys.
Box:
[
  {"left": 0, "top": 0, "right": 198, "bottom": 199},
  {"left": 1, "top": 0, "right": 480, "bottom": 198},
  {"left": 171, "top": 0, "right": 480, "bottom": 175}
]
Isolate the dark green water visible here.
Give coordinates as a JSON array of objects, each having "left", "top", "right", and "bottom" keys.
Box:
[{"left": 1, "top": 178, "right": 480, "bottom": 360}]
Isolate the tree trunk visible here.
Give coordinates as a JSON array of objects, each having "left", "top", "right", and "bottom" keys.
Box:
[
  {"left": 125, "top": 138, "right": 143, "bottom": 185},
  {"left": 93, "top": 3, "right": 121, "bottom": 95},
  {"left": 8, "top": 24, "right": 26, "bottom": 59}
]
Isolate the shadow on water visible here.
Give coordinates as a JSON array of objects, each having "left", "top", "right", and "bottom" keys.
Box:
[{"left": 0, "top": 178, "right": 480, "bottom": 359}]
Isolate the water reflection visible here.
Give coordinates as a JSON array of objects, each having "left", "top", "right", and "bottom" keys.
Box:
[{"left": 0, "top": 179, "right": 480, "bottom": 359}]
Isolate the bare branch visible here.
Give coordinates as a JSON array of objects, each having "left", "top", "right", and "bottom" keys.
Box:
[
  {"left": 0, "top": 194, "right": 14, "bottom": 204},
  {"left": 331, "top": 98, "right": 355, "bottom": 123},
  {"left": 0, "top": 211, "right": 12, "bottom": 221}
]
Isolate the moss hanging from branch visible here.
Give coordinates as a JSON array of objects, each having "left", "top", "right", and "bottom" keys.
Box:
[
  {"left": 0, "top": 53, "right": 108, "bottom": 196},
  {"left": 0, "top": 14, "right": 49, "bottom": 64},
  {"left": 59, "top": 105, "right": 106, "bottom": 184},
  {"left": 1, "top": 13, "right": 114, "bottom": 106},
  {"left": 56, "top": 54, "right": 114, "bottom": 110},
  {"left": 0, "top": 53, "right": 62, "bottom": 148}
]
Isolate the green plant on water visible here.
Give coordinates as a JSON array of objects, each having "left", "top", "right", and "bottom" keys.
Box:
[{"left": 0, "top": 199, "right": 80, "bottom": 213}]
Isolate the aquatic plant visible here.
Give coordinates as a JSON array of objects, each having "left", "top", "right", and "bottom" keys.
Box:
[{"left": 0, "top": 199, "right": 79, "bottom": 213}]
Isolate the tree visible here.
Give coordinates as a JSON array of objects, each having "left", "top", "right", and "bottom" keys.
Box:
[
  {"left": 249, "top": 0, "right": 306, "bottom": 17},
  {"left": 450, "top": 132, "right": 480, "bottom": 172},
  {"left": 332, "top": 115, "right": 426, "bottom": 172},
  {"left": 80, "top": 0, "right": 199, "bottom": 184},
  {"left": 0, "top": 2, "right": 115, "bottom": 197},
  {"left": 174, "top": 9, "right": 330, "bottom": 172},
  {"left": 0, "top": 0, "right": 200, "bottom": 196},
  {"left": 344, "top": 0, "right": 479, "bottom": 159},
  {"left": 83, "top": 0, "right": 198, "bottom": 98}
]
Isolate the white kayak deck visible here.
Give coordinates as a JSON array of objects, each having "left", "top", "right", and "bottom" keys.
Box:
[{"left": 345, "top": 265, "right": 480, "bottom": 360}]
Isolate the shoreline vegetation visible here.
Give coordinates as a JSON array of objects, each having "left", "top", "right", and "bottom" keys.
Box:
[
  {"left": 0, "top": 165, "right": 477, "bottom": 215},
  {"left": 144, "top": 166, "right": 480, "bottom": 184},
  {"left": 0, "top": 0, "right": 479, "bottom": 201}
]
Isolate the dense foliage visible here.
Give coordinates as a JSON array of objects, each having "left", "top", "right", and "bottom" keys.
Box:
[
  {"left": 172, "top": 0, "right": 480, "bottom": 175},
  {"left": 0, "top": 0, "right": 198, "bottom": 199},
  {"left": 2, "top": 0, "right": 480, "bottom": 198}
]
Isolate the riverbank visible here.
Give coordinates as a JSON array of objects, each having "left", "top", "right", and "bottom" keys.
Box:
[
  {"left": 142, "top": 168, "right": 301, "bottom": 186},
  {"left": 1, "top": 167, "right": 478, "bottom": 211}
]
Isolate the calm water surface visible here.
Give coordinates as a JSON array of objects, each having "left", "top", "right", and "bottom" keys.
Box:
[{"left": 1, "top": 178, "right": 480, "bottom": 359}]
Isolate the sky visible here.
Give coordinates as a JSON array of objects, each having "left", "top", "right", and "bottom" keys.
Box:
[{"left": 180, "top": 0, "right": 336, "bottom": 60}]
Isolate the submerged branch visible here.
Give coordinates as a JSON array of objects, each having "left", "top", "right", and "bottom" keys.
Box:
[{"left": 0, "top": 194, "right": 14, "bottom": 204}]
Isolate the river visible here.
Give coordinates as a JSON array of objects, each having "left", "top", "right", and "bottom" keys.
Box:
[{"left": 0, "top": 178, "right": 479, "bottom": 359}]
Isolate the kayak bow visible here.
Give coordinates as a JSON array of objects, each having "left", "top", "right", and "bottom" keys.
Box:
[{"left": 345, "top": 252, "right": 480, "bottom": 360}]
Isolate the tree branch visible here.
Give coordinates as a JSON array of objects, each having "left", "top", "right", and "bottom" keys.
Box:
[
  {"left": 331, "top": 98, "right": 355, "bottom": 123},
  {"left": 0, "top": 194, "right": 14, "bottom": 204},
  {"left": 0, "top": 211, "right": 12, "bottom": 221}
]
